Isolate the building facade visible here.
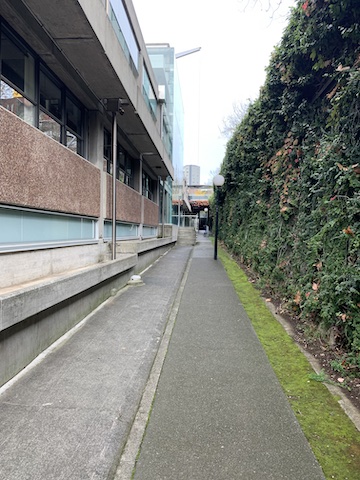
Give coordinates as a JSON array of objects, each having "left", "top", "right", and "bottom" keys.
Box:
[
  {"left": 0, "top": 0, "right": 177, "bottom": 387},
  {"left": 146, "top": 43, "right": 185, "bottom": 223},
  {"left": 184, "top": 164, "right": 200, "bottom": 186}
]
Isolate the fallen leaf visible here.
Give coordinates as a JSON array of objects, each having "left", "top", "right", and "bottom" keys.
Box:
[
  {"left": 343, "top": 226, "right": 355, "bottom": 236},
  {"left": 352, "top": 164, "right": 360, "bottom": 175},
  {"left": 294, "top": 291, "right": 301, "bottom": 305},
  {"left": 313, "top": 261, "right": 323, "bottom": 271}
]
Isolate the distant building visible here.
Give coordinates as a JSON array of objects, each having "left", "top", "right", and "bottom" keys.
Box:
[
  {"left": 146, "top": 43, "right": 185, "bottom": 222},
  {"left": 184, "top": 164, "right": 200, "bottom": 186}
]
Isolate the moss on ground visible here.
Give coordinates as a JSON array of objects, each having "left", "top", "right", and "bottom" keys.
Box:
[{"left": 219, "top": 247, "right": 360, "bottom": 480}]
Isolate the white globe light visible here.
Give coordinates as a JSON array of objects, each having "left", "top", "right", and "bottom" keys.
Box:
[{"left": 213, "top": 174, "right": 225, "bottom": 187}]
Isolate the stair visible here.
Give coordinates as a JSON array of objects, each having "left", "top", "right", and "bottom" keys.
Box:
[{"left": 177, "top": 227, "right": 197, "bottom": 246}]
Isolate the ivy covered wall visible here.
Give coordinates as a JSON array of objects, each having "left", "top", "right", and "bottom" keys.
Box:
[{"left": 219, "top": 0, "right": 360, "bottom": 359}]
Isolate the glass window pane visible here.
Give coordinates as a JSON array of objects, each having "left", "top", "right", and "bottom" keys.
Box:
[
  {"left": 103, "top": 129, "right": 111, "bottom": 160},
  {"left": 1, "top": 30, "right": 35, "bottom": 100},
  {"left": 39, "top": 70, "right": 62, "bottom": 120},
  {"left": 66, "top": 96, "right": 82, "bottom": 135},
  {"left": 0, "top": 207, "right": 96, "bottom": 246},
  {"left": 66, "top": 131, "right": 78, "bottom": 153},
  {"left": 39, "top": 110, "right": 61, "bottom": 142},
  {"left": 0, "top": 80, "right": 36, "bottom": 125}
]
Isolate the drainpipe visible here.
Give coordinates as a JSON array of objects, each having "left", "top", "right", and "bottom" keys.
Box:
[
  {"left": 162, "top": 177, "right": 166, "bottom": 238},
  {"left": 112, "top": 111, "right": 117, "bottom": 260},
  {"left": 103, "top": 98, "right": 126, "bottom": 261}
]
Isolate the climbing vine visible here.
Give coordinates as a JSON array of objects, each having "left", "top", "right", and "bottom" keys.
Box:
[{"left": 219, "top": 0, "right": 360, "bottom": 364}]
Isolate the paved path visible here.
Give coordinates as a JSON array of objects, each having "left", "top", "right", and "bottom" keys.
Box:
[
  {"left": 131, "top": 235, "right": 325, "bottom": 479},
  {"left": 0, "top": 235, "right": 325, "bottom": 479}
]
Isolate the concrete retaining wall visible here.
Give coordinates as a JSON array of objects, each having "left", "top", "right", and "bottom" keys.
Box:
[{"left": 0, "top": 237, "right": 176, "bottom": 388}]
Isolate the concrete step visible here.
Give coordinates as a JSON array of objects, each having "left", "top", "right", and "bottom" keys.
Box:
[{"left": 177, "top": 228, "right": 196, "bottom": 246}]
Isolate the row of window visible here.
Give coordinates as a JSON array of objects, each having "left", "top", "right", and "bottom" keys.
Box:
[
  {"left": 0, "top": 206, "right": 158, "bottom": 252},
  {"left": 1, "top": 19, "right": 158, "bottom": 203},
  {"left": 0, "top": 23, "right": 84, "bottom": 155},
  {"left": 103, "top": 129, "right": 156, "bottom": 200}
]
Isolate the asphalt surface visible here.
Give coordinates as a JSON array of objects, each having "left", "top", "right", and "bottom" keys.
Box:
[
  {"left": 0, "top": 234, "right": 325, "bottom": 479},
  {"left": 131, "top": 235, "right": 325, "bottom": 480}
]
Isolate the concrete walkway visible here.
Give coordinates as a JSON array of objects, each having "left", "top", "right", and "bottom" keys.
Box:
[
  {"left": 130, "top": 234, "right": 325, "bottom": 480},
  {"left": 0, "top": 235, "right": 325, "bottom": 479}
]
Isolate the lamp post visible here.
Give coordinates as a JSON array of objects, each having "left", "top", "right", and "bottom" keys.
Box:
[
  {"left": 204, "top": 207, "right": 209, "bottom": 235},
  {"left": 213, "top": 174, "right": 225, "bottom": 260}
]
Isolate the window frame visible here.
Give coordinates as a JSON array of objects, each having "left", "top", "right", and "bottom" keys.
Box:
[{"left": 0, "top": 20, "right": 86, "bottom": 156}]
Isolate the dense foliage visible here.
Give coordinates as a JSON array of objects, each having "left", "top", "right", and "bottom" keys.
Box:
[{"left": 219, "top": 0, "right": 360, "bottom": 364}]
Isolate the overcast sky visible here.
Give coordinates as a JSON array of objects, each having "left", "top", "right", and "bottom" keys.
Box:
[{"left": 132, "top": 0, "right": 295, "bottom": 184}]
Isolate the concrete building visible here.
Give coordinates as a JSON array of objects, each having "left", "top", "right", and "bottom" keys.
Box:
[
  {"left": 184, "top": 164, "right": 200, "bottom": 186},
  {"left": 0, "top": 0, "right": 177, "bottom": 387}
]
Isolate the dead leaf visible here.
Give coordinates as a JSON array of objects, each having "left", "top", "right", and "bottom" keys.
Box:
[
  {"left": 343, "top": 226, "right": 355, "bottom": 236},
  {"left": 336, "top": 163, "right": 348, "bottom": 171},
  {"left": 352, "top": 164, "right": 360, "bottom": 175},
  {"left": 313, "top": 261, "right": 323, "bottom": 271},
  {"left": 312, "top": 282, "right": 319, "bottom": 291},
  {"left": 294, "top": 291, "right": 301, "bottom": 305}
]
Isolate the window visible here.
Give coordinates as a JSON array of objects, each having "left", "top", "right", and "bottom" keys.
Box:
[
  {"left": 142, "top": 171, "right": 155, "bottom": 200},
  {"left": 108, "top": 0, "right": 139, "bottom": 73},
  {"left": 0, "top": 205, "right": 97, "bottom": 252},
  {"left": 66, "top": 95, "right": 83, "bottom": 154},
  {"left": 0, "top": 28, "right": 36, "bottom": 125},
  {"left": 0, "top": 22, "right": 85, "bottom": 156},
  {"left": 104, "top": 129, "right": 134, "bottom": 187},
  {"left": 142, "top": 67, "right": 157, "bottom": 118},
  {"left": 39, "top": 110, "right": 61, "bottom": 142},
  {"left": 40, "top": 70, "right": 62, "bottom": 120}
]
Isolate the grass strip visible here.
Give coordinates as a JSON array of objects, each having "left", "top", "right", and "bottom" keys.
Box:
[{"left": 219, "top": 247, "right": 360, "bottom": 480}]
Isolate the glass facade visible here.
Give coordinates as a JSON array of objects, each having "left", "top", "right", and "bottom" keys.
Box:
[
  {"left": 147, "top": 45, "right": 185, "bottom": 223},
  {"left": 147, "top": 45, "right": 184, "bottom": 186}
]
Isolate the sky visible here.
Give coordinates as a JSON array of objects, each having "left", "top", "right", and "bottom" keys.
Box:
[{"left": 132, "top": 0, "right": 295, "bottom": 184}]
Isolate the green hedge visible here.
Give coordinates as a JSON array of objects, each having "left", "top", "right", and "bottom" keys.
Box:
[{"left": 219, "top": 0, "right": 360, "bottom": 362}]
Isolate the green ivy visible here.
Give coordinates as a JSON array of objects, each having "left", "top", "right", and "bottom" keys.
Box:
[{"left": 219, "top": 0, "right": 360, "bottom": 361}]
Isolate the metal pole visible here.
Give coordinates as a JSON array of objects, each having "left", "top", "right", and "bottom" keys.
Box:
[
  {"left": 112, "top": 111, "right": 117, "bottom": 260},
  {"left": 162, "top": 178, "right": 165, "bottom": 237},
  {"left": 214, "top": 194, "right": 219, "bottom": 260}
]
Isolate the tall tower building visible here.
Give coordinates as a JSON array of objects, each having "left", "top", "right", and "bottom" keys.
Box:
[{"left": 184, "top": 164, "right": 200, "bottom": 186}]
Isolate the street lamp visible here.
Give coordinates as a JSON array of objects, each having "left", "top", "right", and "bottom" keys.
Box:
[
  {"left": 213, "top": 174, "right": 225, "bottom": 260},
  {"left": 204, "top": 207, "right": 209, "bottom": 236}
]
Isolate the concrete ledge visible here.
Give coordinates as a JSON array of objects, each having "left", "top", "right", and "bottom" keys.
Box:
[
  {"left": 0, "top": 239, "right": 175, "bottom": 388},
  {"left": 117, "top": 237, "right": 176, "bottom": 254},
  {"left": 0, "top": 254, "right": 136, "bottom": 332}
]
